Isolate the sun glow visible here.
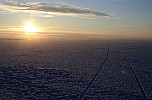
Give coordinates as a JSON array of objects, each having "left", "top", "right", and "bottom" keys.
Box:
[{"left": 24, "top": 23, "right": 39, "bottom": 33}]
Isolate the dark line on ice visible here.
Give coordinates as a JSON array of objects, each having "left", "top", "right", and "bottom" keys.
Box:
[
  {"left": 77, "top": 48, "right": 109, "bottom": 100},
  {"left": 122, "top": 54, "right": 148, "bottom": 100}
]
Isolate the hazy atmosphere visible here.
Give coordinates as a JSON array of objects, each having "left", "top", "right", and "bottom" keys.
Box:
[{"left": 0, "top": 0, "right": 152, "bottom": 40}]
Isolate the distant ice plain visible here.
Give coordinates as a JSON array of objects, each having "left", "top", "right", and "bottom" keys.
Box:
[{"left": 0, "top": 40, "right": 152, "bottom": 100}]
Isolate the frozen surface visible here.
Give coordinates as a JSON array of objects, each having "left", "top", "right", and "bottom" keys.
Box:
[{"left": 0, "top": 40, "right": 152, "bottom": 100}]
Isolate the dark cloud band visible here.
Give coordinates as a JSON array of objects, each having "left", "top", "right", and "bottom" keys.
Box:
[{"left": 0, "top": 1, "right": 111, "bottom": 18}]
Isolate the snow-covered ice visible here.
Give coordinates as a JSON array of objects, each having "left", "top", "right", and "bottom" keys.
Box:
[{"left": 0, "top": 40, "right": 152, "bottom": 100}]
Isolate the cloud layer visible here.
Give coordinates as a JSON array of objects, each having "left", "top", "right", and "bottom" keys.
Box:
[{"left": 0, "top": 1, "right": 111, "bottom": 18}]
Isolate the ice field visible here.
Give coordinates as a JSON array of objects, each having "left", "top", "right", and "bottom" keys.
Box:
[{"left": 0, "top": 40, "right": 152, "bottom": 100}]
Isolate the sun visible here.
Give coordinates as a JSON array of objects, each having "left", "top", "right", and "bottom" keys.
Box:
[{"left": 24, "top": 23, "right": 39, "bottom": 33}]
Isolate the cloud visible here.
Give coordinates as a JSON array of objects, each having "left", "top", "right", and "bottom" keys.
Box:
[{"left": 0, "top": 1, "right": 111, "bottom": 18}]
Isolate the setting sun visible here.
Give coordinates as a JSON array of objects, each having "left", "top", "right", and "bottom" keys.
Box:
[{"left": 24, "top": 23, "right": 39, "bottom": 33}]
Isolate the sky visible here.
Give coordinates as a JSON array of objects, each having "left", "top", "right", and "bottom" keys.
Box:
[{"left": 0, "top": 0, "right": 152, "bottom": 40}]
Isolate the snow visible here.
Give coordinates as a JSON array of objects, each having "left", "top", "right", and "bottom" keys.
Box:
[{"left": 0, "top": 40, "right": 152, "bottom": 99}]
